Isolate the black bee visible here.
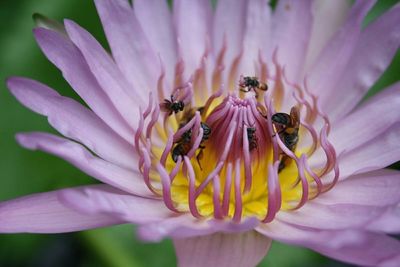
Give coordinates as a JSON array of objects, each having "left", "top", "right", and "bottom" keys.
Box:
[
  {"left": 271, "top": 107, "right": 300, "bottom": 151},
  {"left": 160, "top": 95, "right": 184, "bottom": 116},
  {"left": 247, "top": 127, "right": 258, "bottom": 151},
  {"left": 196, "top": 122, "right": 211, "bottom": 170},
  {"left": 171, "top": 129, "right": 192, "bottom": 162},
  {"left": 271, "top": 107, "right": 300, "bottom": 172},
  {"left": 239, "top": 76, "right": 268, "bottom": 98},
  {"left": 171, "top": 122, "right": 211, "bottom": 167}
]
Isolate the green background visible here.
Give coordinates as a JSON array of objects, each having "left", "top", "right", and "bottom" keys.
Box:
[{"left": 0, "top": 0, "right": 399, "bottom": 266}]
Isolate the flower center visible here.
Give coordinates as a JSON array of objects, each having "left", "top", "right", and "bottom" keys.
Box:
[
  {"left": 135, "top": 60, "right": 338, "bottom": 223},
  {"left": 168, "top": 94, "right": 275, "bottom": 221}
]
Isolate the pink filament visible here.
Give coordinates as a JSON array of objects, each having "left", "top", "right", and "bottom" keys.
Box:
[
  {"left": 233, "top": 158, "right": 243, "bottom": 222},
  {"left": 187, "top": 127, "right": 204, "bottom": 159},
  {"left": 160, "top": 130, "right": 174, "bottom": 166},
  {"left": 263, "top": 94, "right": 280, "bottom": 162},
  {"left": 201, "top": 87, "right": 223, "bottom": 116},
  {"left": 274, "top": 135, "right": 309, "bottom": 210},
  {"left": 146, "top": 103, "right": 160, "bottom": 139},
  {"left": 157, "top": 163, "right": 180, "bottom": 213},
  {"left": 169, "top": 156, "right": 182, "bottom": 182},
  {"left": 262, "top": 162, "right": 281, "bottom": 223},
  {"left": 222, "top": 162, "right": 233, "bottom": 216},
  {"left": 212, "top": 174, "right": 223, "bottom": 219},
  {"left": 173, "top": 113, "right": 199, "bottom": 143},
  {"left": 184, "top": 156, "right": 202, "bottom": 218}
]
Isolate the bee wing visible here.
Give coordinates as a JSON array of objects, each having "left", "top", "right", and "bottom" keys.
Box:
[
  {"left": 259, "top": 83, "right": 268, "bottom": 91},
  {"left": 159, "top": 101, "right": 171, "bottom": 112},
  {"left": 290, "top": 107, "right": 300, "bottom": 128}
]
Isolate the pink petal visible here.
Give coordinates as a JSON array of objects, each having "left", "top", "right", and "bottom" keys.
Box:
[
  {"left": 381, "top": 256, "right": 400, "bottom": 267},
  {"left": 258, "top": 220, "right": 367, "bottom": 248},
  {"left": 367, "top": 205, "right": 400, "bottom": 234},
  {"left": 137, "top": 214, "right": 259, "bottom": 242},
  {"left": 338, "top": 123, "right": 400, "bottom": 179},
  {"left": 325, "top": 4, "right": 400, "bottom": 120},
  {"left": 307, "top": 1, "right": 375, "bottom": 104},
  {"left": 8, "top": 77, "right": 137, "bottom": 170},
  {"left": 330, "top": 82, "right": 400, "bottom": 154},
  {"left": 304, "top": 0, "right": 352, "bottom": 71},
  {"left": 271, "top": 0, "right": 313, "bottom": 82},
  {"left": 33, "top": 27, "right": 133, "bottom": 141},
  {"left": 138, "top": 215, "right": 219, "bottom": 242},
  {"left": 94, "top": 0, "right": 159, "bottom": 93},
  {"left": 59, "top": 184, "right": 171, "bottom": 224},
  {"left": 173, "top": 0, "right": 212, "bottom": 76},
  {"left": 276, "top": 201, "right": 385, "bottom": 230},
  {"left": 315, "top": 169, "right": 400, "bottom": 206},
  {"left": 0, "top": 188, "right": 122, "bottom": 233},
  {"left": 312, "top": 233, "right": 400, "bottom": 267},
  {"left": 257, "top": 221, "right": 400, "bottom": 267},
  {"left": 134, "top": 0, "right": 177, "bottom": 84},
  {"left": 213, "top": 0, "right": 247, "bottom": 67},
  {"left": 16, "top": 132, "right": 150, "bottom": 197},
  {"left": 240, "top": 0, "right": 272, "bottom": 74},
  {"left": 258, "top": 220, "right": 353, "bottom": 248},
  {"left": 64, "top": 20, "right": 143, "bottom": 129},
  {"left": 173, "top": 231, "right": 271, "bottom": 267}
]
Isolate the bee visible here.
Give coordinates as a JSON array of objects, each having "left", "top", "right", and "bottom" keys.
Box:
[
  {"left": 196, "top": 122, "right": 211, "bottom": 170},
  {"left": 271, "top": 106, "right": 300, "bottom": 172},
  {"left": 171, "top": 129, "right": 192, "bottom": 162},
  {"left": 247, "top": 127, "right": 258, "bottom": 151},
  {"left": 171, "top": 122, "right": 212, "bottom": 169},
  {"left": 200, "top": 122, "right": 211, "bottom": 141},
  {"left": 239, "top": 76, "right": 268, "bottom": 98},
  {"left": 160, "top": 95, "right": 184, "bottom": 116}
]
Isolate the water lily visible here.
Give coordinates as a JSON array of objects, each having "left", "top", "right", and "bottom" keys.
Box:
[{"left": 2, "top": 0, "right": 400, "bottom": 266}]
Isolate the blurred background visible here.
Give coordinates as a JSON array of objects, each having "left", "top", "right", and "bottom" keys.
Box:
[{"left": 0, "top": 0, "right": 399, "bottom": 266}]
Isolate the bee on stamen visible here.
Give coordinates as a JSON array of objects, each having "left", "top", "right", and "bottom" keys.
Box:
[
  {"left": 172, "top": 122, "right": 212, "bottom": 170},
  {"left": 247, "top": 126, "right": 258, "bottom": 151},
  {"left": 171, "top": 129, "right": 192, "bottom": 163},
  {"left": 160, "top": 95, "right": 184, "bottom": 116},
  {"left": 196, "top": 122, "right": 211, "bottom": 170},
  {"left": 271, "top": 106, "right": 300, "bottom": 172},
  {"left": 239, "top": 76, "right": 268, "bottom": 98}
]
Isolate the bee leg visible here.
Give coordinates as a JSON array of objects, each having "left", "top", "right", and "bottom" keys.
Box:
[
  {"left": 196, "top": 149, "right": 204, "bottom": 170},
  {"left": 197, "top": 106, "right": 205, "bottom": 114},
  {"left": 278, "top": 161, "right": 285, "bottom": 173},
  {"left": 240, "top": 87, "right": 250, "bottom": 93},
  {"left": 278, "top": 155, "right": 293, "bottom": 173},
  {"left": 259, "top": 84, "right": 268, "bottom": 91}
]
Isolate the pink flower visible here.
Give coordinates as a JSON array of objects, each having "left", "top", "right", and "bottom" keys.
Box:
[{"left": 2, "top": 0, "right": 400, "bottom": 266}]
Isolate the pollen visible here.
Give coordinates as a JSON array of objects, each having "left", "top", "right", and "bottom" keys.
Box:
[{"left": 134, "top": 58, "right": 338, "bottom": 223}]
